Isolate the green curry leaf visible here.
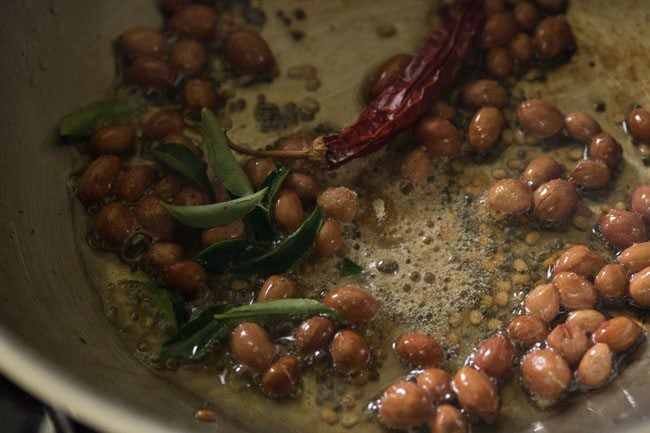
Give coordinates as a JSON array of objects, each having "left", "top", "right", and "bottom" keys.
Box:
[
  {"left": 201, "top": 108, "right": 253, "bottom": 198},
  {"left": 152, "top": 143, "right": 216, "bottom": 202},
  {"left": 339, "top": 258, "right": 364, "bottom": 277},
  {"left": 58, "top": 96, "right": 144, "bottom": 138},
  {"left": 195, "top": 239, "right": 269, "bottom": 275},
  {"left": 214, "top": 299, "right": 342, "bottom": 322},
  {"left": 163, "top": 187, "right": 267, "bottom": 229},
  {"left": 122, "top": 280, "right": 188, "bottom": 329},
  {"left": 230, "top": 206, "right": 325, "bottom": 275}
]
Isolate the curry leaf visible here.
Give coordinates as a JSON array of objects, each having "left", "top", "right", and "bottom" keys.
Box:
[
  {"left": 160, "top": 299, "right": 340, "bottom": 361},
  {"left": 159, "top": 305, "right": 231, "bottom": 361},
  {"left": 214, "top": 299, "right": 342, "bottom": 322},
  {"left": 164, "top": 187, "right": 267, "bottom": 229},
  {"left": 195, "top": 239, "right": 269, "bottom": 275},
  {"left": 230, "top": 206, "right": 325, "bottom": 275},
  {"left": 58, "top": 96, "right": 144, "bottom": 138},
  {"left": 123, "top": 280, "right": 188, "bottom": 329},
  {"left": 339, "top": 258, "right": 364, "bottom": 277},
  {"left": 241, "top": 166, "right": 290, "bottom": 241},
  {"left": 201, "top": 108, "right": 253, "bottom": 198},
  {"left": 258, "top": 166, "right": 290, "bottom": 213},
  {"left": 152, "top": 143, "right": 216, "bottom": 202}
]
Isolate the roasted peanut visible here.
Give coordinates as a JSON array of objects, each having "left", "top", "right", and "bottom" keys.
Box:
[
  {"left": 174, "top": 186, "right": 210, "bottom": 206},
  {"left": 509, "top": 33, "right": 535, "bottom": 65},
  {"left": 131, "top": 56, "right": 176, "bottom": 90},
  {"left": 378, "top": 381, "right": 434, "bottom": 430},
  {"left": 183, "top": 78, "right": 216, "bottom": 111},
  {"left": 565, "top": 309, "right": 606, "bottom": 335},
  {"left": 229, "top": 322, "right": 276, "bottom": 375},
  {"left": 428, "top": 404, "right": 467, "bottom": 433},
  {"left": 330, "top": 330, "right": 370, "bottom": 374},
  {"left": 520, "top": 349, "right": 571, "bottom": 406},
  {"left": 90, "top": 125, "right": 135, "bottom": 154},
  {"left": 200, "top": 219, "right": 246, "bottom": 247},
  {"left": 274, "top": 190, "right": 305, "bottom": 233},
  {"left": 223, "top": 29, "right": 275, "bottom": 75},
  {"left": 135, "top": 196, "right": 176, "bottom": 241},
  {"left": 323, "top": 286, "right": 379, "bottom": 324},
  {"left": 144, "top": 242, "right": 184, "bottom": 270},
  {"left": 430, "top": 100, "right": 457, "bottom": 121},
  {"left": 524, "top": 283, "right": 560, "bottom": 323},
  {"left": 485, "top": 47, "right": 513, "bottom": 78},
  {"left": 480, "top": 13, "right": 518, "bottom": 48},
  {"left": 565, "top": 112, "right": 601, "bottom": 143},
  {"left": 366, "top": 53, "right": 413, "bottom": 101},
  {"left": 546, "top": 323, "right": 589, "bottom": 365},
  {"left": 257, "top": 275, "right": 299, "bottom": 302},
  {"left": 394, "top": 333, "right": 444, "bottom": 367},
  {"left": 164, "top": 260, "right": 207, "bottom": 297},
  {"left": 592, "top": 316, "right": 642, "bottom": 352},
  {"left": 522, "top": 155, "right": 562, "bottom": 189},
  {"left": 577, "top": 343, "right": 612, "bottom": 389},
  {"left": 536, "top": 0, "right": 567, "bottom": 13},
  {"left": 294, "top": 316, "right": 336, "bottom": 355},
  {"left": 314, "top": 218, "right": 343, "bottom": 257},
  {"left": 452, "top": 367, "right": 500, "bottom": 422},
  {"left": 154, "top": 174, "right": 184, "bottom": 202},
  {"left": 143, "top": 110, "right": 184, "bottom": 140},
  {"left": 487, "top": 179, "right": 532, "bottom": 215},
  {"left": 626, "top": 108, "right": 650, "bottom": 142},
  {"left": 517, "top": 99, "right": 564, "bottom": 137},
  {"left": 473, "top": 334, "right": 514, "bottom": 379},
  {"left": 261, "top": 356, "right": 301, "bottom": 397},
  {"left": 618, "top": 242, "right": 650, "bottom": 273},
  {"left": 243, "top": 158, "right": 277, "bottom": 190},
  {"left": 532, "top": 179, "right": 577, "bottom": 222},
  {"left": 119, "top": 26, "right": 167, "bottom": 57},
  {"left": 285, "top": 173, "right": 321, "bottom": 202},
  {"left": 534, "top": 16, "right": 573, "bottom": 60},
  {"left": 629, "top": 266, "right": 650, "bottom": 308},
  {"left": 513, "top": 2, "right": 539, "bottom": 30},
  {"left": 317, "top": 187, "right": 359, "bottom": 223},
  {"left": 507, "top": 315, "right": 548, "bottom": 346},
  {"left": 116, "top": 165, "right": 157, "bottom": 202},
  {"left": 416, "top": 368, "right": 453, "bottom": 403},
  {"left": 588, "top": 132, "right": 622, "bottom": 169},
  {"left": 600, "top": 210, "right": 647, "bottom": 249},
  {"left": 553, "top": 271, "right": 598, "bottom": 309},
  {"left": 170, "top": 39, "right": 206, "bottom": 75},
  {"left": 554, "top": 244, "right": 607, "bottom": 279},
  {"left": 169, "top": 4, "right": 217, "bottom": 40},
  {"left": 95, "top": 202, "right": 134, "bottom": 245},
  {"left": 461, "top": 80, "right": 508, "bottom": 110},
  {"left": 79, "top": 155, "right": 121, "bottom": 202},
  {"left": 570, "top": 160, "right": 611, "bottom": 190},
  {"left": 415, "top": 117, "right": 461, "bottom": 157},
  {"left": 400, "top": 147, "right": 433, "bottom": 184},
  {"left": 468, "top": 106, "right": 503, "bottom": 152},
  {"left": 631, "top": 185, "right": 650, "bottom": 223},
  {"left": 594, "top": 264, "right": 628, "bottom": 299}
]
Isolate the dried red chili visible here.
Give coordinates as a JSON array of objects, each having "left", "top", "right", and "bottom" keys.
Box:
[{"left": 229, "top": 0, "right": 485, "bottom": 168}]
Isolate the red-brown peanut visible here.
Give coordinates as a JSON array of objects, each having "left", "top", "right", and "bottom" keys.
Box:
[
  {"left": 294, "top": 316, "right": 336, "bottom": 355},
  {"left": 452, "top": 367, "right": 500, "bottom": 422},
  {"left": 229, "top": 322, "right": 276, "bottom": 375},
  {"left": 257, "top": 275, "right": 299, "bottom": 302},
  {"left": 330, "top": 330, "right": 370, "bottom": 374},
  {"left": 532, "top": 179, "right": 578, "bottom": 222},
  {"left": 164, "top": 260, "right": 206, "bottom": 297},
  {"left": 618, "top": 242, "right": 650, "bottom": 273},
  {"left": 416, "top": 368, "right": 453, "bottom": 403},
  {"left": 323, "top": 286, "right": 379, "bottom": 324},
  {"left": 565, "top": 309, "right": 606, "bottom": 335},
  {"left": 517, "top": 99, "right": 564, "bottom": 137},
  {"left": 473, "top": 335, "right": 514, "bottom": 379},
  {"left": 415, "top": 117, "right": 461, "bottom": 157},
  {"left": 600, "top": 210, "right": 647, "bottom": 249},
  {"left": 629, "top": 266, "right": 650, "bottom": 308},
  {"left": 553, "top": 271, "right": 598, "bottom": 309},
  {"left": 520, "top": 349, "right": 571, "bottom": 406},
  {"left": 487, "top": 179, "right": 532, "bottom": 215},
  {"left": 468, "top": 106, "right": 503, "bottom": 152},
  {"left": 378, "top": 381, "right": 434, "bottom": 430},
  {"left": 594, "top": 264, "right": 629, "bottom": 299},
  {"left": 577, "top": 343, "right": 612, "bottom": 389},
  {"left": 317, "top": 187, "right": 359, "bottom": 223},
  {"left": 554, "top": 244, "right": 607, "bottom": 278},
  {"left": 79, "top": 155, "right": 121, "bottom": 202},
  {"left": 522, "top": 156, "right": 562, "bottom": 189},
  {"left": 507, "top": 315, "right": 548, "bottom": 346},
  {"left": 546, "top": 323, "right": 589, "bottom": 365},
  {"left": 592, "top": 316, "right": 642, "bottom": 352},
  {"left": 524, "top": 283, "right": 559, "bottom": 323},
  {"left": 261, "top": 356, "right": 301, "bottom": 397},
  {"left": 394, "top": 333, "right": 444, "bottom": 367}
]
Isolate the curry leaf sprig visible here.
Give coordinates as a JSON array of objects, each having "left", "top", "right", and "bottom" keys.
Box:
[
  {"left": 57, "top": 96, "right": 145, "bottom": 138},
  {"left": 160, "top": 299, "right": 342, "bottom": 361}
]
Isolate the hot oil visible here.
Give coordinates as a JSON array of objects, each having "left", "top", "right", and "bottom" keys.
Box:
[{"left": 69, "top": 0, "right": 650, "bottom": 432}]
